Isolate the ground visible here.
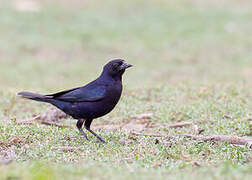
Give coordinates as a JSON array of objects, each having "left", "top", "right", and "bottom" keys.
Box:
[{"left": 0, "top": 0, "right": 252, "bottom": 179}]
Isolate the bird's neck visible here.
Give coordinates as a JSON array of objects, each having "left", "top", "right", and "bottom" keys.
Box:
[{"left": 99, "top": 72, "right": 122, "bottom": 83}]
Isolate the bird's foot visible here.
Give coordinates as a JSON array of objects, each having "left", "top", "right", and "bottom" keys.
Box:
[
  {"left": 97, "top": 137, "right": 106, "bottom": 143},
  {"left": 78, "top": 128, "right": 89, "bottom": 141},
  {"left": 83, "top": 135, "right": 89, "bottom": 141},
  {"left": 86, "top": 128, "right": 106, "bottom": 143}
]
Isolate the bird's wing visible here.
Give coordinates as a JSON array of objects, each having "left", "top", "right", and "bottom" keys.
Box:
[{"left": 46, "top": 84, "right": 107, "bottom": 102}]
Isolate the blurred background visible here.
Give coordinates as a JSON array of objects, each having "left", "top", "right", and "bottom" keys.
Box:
[
  {"left": 0, "top": 0, "right": 252, "bottom": 92},
  {"left": 0, "top": 0, "right": 251, "bottom": 92}
]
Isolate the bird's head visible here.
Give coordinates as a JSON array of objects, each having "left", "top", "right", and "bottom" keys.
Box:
[{"left": 102, "top": 59, "right": 132, "bottom": 80}]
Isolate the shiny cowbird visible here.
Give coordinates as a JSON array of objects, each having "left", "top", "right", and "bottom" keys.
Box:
[{"left": 18, "top": 59, "right": 132, "bottom": 143}]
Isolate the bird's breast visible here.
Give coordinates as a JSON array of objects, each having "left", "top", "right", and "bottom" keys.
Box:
[
  {"left": 106, "top": 82, "right": 122, "bottom": 101},
  {"left": 75, "top": 82, "right": 123, "bottom": 119}
]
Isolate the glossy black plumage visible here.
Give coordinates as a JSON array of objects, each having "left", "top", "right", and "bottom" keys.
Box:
[{"left": 18, "top": 59, "right": 132, "bottom": 143}]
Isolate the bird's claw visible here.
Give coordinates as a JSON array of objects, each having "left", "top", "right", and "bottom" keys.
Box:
[{"left": 98, "top": 138, "right": 106, "bottom": 143}]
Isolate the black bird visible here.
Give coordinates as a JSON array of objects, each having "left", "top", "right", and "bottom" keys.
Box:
[{"left": 18, "top": 59, "right": 132, "bottom": 143}]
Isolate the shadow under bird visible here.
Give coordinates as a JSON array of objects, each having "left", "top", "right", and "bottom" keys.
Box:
[{"left": 18, "top": 59, "right": 132, "bottom": 143}]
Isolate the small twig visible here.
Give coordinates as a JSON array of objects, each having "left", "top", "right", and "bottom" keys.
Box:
[
  {"left": 132, "top": 113, "right": 153, "bottom": 119},
  {"left": 223, "top": 115, "right": 232, "bottom": 119},
  {"left": 17, "top": 119, "right": 73, "bottom": 129},
  {"left": 169, "top": 122, "right": 194, "bottom": 128},
  {"left": 180, "top": 134, "right": 252, "bottom": 147},
  {"left": 193, "top": 125, "right": 205, "bottom": 135},
  {"left": 17, "top": 121, "right": 36, "bottom": 125},
  {"left": 15, "top": 115, "right": 40, "bottom": 123},
  {"left": 51, "top": 146, "right": 84, "bottom": 151},
  {"left": 39, "top": 121, "right": 73, "bottom": 128},
  {"left": 131, "top": 132, "right": 173, "bottom": 138}
]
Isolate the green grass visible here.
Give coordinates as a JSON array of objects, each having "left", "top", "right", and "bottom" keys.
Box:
[{"left": 0, "top": 0, "right": 252, "bottom": 179}]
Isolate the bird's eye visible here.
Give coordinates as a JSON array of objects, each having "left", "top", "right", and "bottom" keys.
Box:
[
  {"left": 112, "top": 63, "right": 119, "bottom": 70},
  {"left": 111, "top": 61, "right": 123, "bottom": 72},
  {"left": 114, "top": 62, "right": 122, "bottom": 67}
]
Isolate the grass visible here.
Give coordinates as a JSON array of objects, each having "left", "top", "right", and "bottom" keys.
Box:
[{"left": 0, "top": 0, "right": 252, "bottom": 179}]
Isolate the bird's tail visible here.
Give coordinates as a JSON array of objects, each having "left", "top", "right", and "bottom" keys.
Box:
[{"left": 17, "top": 91, "right": 52, "bottom": 103}]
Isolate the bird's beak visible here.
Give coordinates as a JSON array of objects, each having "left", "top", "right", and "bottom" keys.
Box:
[{"left": 120, "top": 61, "right": 133, "bottom": 70}]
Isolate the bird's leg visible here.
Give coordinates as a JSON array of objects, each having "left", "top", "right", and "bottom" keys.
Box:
[
  {"left": 84, "top": 119, "right": 105, "bottom": 143},
  {"left": 76, "top": 119, "right": 88, "bottom": 140}
]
